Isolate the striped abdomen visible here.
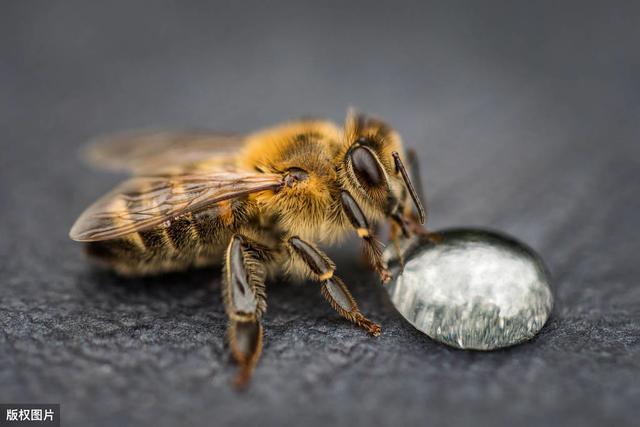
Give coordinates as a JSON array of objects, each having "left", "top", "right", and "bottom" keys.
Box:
[{"left": 86, "top": 197, "right": 252, "bottom": 275}]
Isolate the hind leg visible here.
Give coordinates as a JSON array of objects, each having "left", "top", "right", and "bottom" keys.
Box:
[{"left": 222, "top": 234, "right": 268, "bottom": 388}]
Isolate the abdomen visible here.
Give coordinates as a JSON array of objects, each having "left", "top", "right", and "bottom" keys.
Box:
[{"left": 86, "top": 200, "right": 245, "bottom": 276}]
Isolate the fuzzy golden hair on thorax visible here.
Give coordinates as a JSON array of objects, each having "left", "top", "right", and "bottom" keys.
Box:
[
  {"left": 240, "top": 120, "right": 346, "bottom": 242},
  {"left": 239, "top": 120, "right": 341, "bottom": 171}
]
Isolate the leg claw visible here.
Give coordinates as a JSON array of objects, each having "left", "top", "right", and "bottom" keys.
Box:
[
  {"left": 380, "top": 269, "right": 392, "bottom": 284},
  {"left": 355, "top": 314, "right": 381, "bottom": 336},
  {"left": 367, "top": 322, "right": 382, "bottom": 337}
]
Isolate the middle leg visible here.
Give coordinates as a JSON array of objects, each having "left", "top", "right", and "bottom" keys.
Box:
[{"left": 286, "top": 236, "right": 381, "bottom": 336}]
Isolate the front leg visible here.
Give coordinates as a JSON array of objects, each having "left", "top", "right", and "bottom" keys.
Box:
[
  {"left": 222, "top": 234, "right": 268, "bottom": 388},
  {"left": 340, "top": 190, "right": 391, "bottom": 283},
  {"left": 286, "top": 236, "right": 381, "bottom": 336}
]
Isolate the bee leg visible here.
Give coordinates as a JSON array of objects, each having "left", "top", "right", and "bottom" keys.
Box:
[
  {"left": 340, "top": 190, "right": 391, "bottom": 283},
  {"left": 402, "top": 213, "right": 442, "bottom": 244},
  {"left": 223, "top": 235, "right": 267, "bottom": 388},
  {"left": 287, "top": 236, "right": 381, "bottom": 336},
  {"left": 388, "top": 219, "right": 407, "bottom": 268}
]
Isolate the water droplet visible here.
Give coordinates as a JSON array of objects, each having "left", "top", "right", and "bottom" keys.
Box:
[{"left": 383, "top": 228, "right": 553, "bottom": 350}]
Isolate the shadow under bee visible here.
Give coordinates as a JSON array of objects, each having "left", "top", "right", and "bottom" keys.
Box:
[{"left": 76, "top": 264, "right": 224, "bottom": 310}]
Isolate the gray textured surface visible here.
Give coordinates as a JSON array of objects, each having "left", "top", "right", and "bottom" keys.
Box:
[
  {"left": 1, "top": 1, "right": 639, "bottom": 427},
  {"left": 384, "top": 229, "right": 553, "bottom": 350}
]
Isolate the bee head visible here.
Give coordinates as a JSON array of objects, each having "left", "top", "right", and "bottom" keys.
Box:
[{"left": 340, "top": 112, "right": 424, "bottom": 223}]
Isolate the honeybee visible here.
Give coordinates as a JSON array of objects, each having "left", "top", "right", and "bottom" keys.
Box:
[{"left": 70, "top": 110, "right": 428, "bottom": 386}]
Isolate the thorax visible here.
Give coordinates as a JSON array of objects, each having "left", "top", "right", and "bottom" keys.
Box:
[{"left": 238, "top": 121, "right": 351, "bottom": 244}]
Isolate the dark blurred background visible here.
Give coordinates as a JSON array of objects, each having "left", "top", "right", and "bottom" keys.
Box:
[{"left": 1, "top": 1, "right": 639, "bottom": 426}]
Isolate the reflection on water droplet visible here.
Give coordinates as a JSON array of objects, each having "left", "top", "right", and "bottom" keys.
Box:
[{"left": 383, "top": 228, "right": 553, "bottom": 350}]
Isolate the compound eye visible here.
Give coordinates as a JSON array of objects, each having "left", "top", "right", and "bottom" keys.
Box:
[{"left": 350, "top": 146, "right": 384, "bottom": 188}]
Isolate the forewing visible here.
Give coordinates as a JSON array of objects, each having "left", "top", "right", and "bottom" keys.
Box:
[
  {"left": 70, "top": 172, "right": 282, "bottom": 242},
  {"left": 84, "top": 131, "right": 244, "bottom": 174}
]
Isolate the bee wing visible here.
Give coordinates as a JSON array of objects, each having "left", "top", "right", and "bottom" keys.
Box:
[
  {"left": 70, "top": 172, "right": 283, "bottom": 242},
  {"left": 84, "top": 131, "right": 244, "bottom": 174}
]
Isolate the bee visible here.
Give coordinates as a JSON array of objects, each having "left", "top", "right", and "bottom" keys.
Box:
[{"left": 70, "top": 110, "right": 428, "bottom": 386}]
